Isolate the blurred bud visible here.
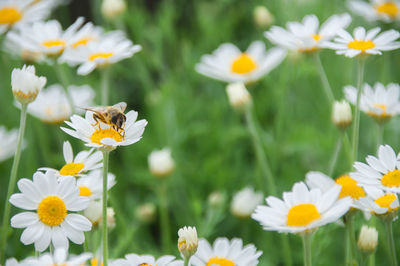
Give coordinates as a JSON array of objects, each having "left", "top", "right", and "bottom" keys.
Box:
[
  {"left": 101, "top": 0, "right": 126, "bottom": 20},
  {"left": 230, "top": 187, "right": 263, "bottom": 218},
  {"left": 148, "top": 148, "right": 175, "bottom": 178},
  {"left": 226, "top": 83, "right": 251, "bottom": 110},
  {"left": 358, "top": 225, "right": 378, "bottom": 254},
  {"left": 84, "top": 200, "right": 102, "bottom": 226},
  {"left": 99, "top": 207, "right": 116, "bottom": 230},
  {"left": 11, "top": 65, "right": 46, "bottom": 104},
  {"left": 332, "top": 100, "right": 352, "bottom": 129},
  {"left": 178, "top": 226, "right": 198, "bottom": 259},
  {"left": 136, "top": 202, "right": 156, "bottom": 223},
  {"left": 208, "top": 191, "right": 224, "bottom": 207},
  {"left": 253, "top": 6, "right": 274, "bottom": 28}
]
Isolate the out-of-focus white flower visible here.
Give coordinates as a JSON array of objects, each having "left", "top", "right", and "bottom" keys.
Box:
[
  {"left": 253, "top": 6, "right": 274, "bottom": 28},
  {"left": 266, "top": 14, "right": 351, "bottom": 52},
  {"left": 208, "top": 191, "right": 224, "bottom": 207},
  {"left": 148, "top": 148, "right": 175, "bottom": 177},
  {"left": 196, "top": 41, "right": 286, "bottom": 84},
  {"left": 348, "top": 0, "right": 400, "bottom": 23},
  {"left": 230, "top": 187, "right": 263, "bottom": 218},
  {"left": 178, "top": 226, "right": 198, "bottom": 259},
  {"left": 77, "top": 170, "right": 116, "bottom": 200},
  {"left": 332, "top": 100, "right": 352, "bottom": 128},
  {"left": 83, "top": 200, "right": 102, "bottom": 225},
  {"left": 135, "top": 202, "right": 156, "bottom": 223},
  {"left": 226, "top": 82, "right": 251, "bottom": 109},
  {"left": 101, "top": 0, "right": 126, "bottom": 20},
  {"left": 324, "top": 27, "right": 400, "bottom": 57},
  {"left": 25, "top": 248, "right": 91, "bottom": 266},
  {"left": 0, "top": 126, "right": 20, "bottom": 162},
  {"left": 110, "top": 254, "right": 183, "bottom": 266},
  {"left": 358, "top": 225, "right": 378, "bottom": 254},
  {"left": 99, "top": 207, "right": 116, "bottom": 229},
  {"left": 11, "top": 65, "right": 47, "bottom": 104}
]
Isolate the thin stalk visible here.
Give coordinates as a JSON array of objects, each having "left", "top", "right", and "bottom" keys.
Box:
[
  {"left": 360, "top": 254, "right": 369, "bottom": 266},
  {"left": 54, "top": 63, "right": 75, "bottom": 113},
  {"left": 351, "top": 59, "right": 366, "bottom": 162},
  {"left": 184, "top": 257, "right": 189, "bottom": 266},
  {"left": 0, "top": 103, "right": 28, "bottom": 264},
  {"left": 101, "top": 151, "right": 110, "bottom": 266},
  {"left": 101, "top": 67, "right": 111, "bottom": 106},
  {"left": 302, "top": 233, "right": 312, "bottom": 266},
  {"left": 376, "top": 123, "right": 384, "bottom": 150},
  {"left": 313, "top": 53, "right": 335, "bottom": 104},
  {"left": 368, "top": 216, "right": 376, "bottom": 266},
  {"left": 345, "top": 215, "right": 356, "bottom": 266},
  {"left": 328, "top": 133, "right": 343, "bottom": 176},
  {"left": 385, "top": 221, "right": 398, "bottom": 266},
  {"left": 159, "top": 180, "right": 171, "bottom": 253}
]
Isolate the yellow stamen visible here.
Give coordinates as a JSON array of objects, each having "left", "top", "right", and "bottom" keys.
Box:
[
  {"left": 37, "top": 196, "right": 67, "bottom": 226},
  {"left": 72, "top": 37, "right": 94, "bottom": 48},
  {"left": 335, "top": 175, "right": 366, "bottom": 199},
  {"left": 231, "top": 53, "right": 257, "bottom": 74},
  {"left": 376, "top": 2, "right": 399, "bottom": 17},
  {"left": 367, "top": 104, "right": 392, "bottom": 119},
  {"left": 138, "top": 264, "right": 151, "bottom": 266},
  {"left": 287, "top": 203, "right": 321, "bottom": 226},
  {"left": 90, "top": 128, "right": 122, "bottom": 145},
  {"left": 206, "top": 257, "right": 235, "bottom": 266},
  {"left": 375, "top": 194, "right": 399, "bottom": 212},
  {"left": 0, "top": 7, "right": 22, "bottom": 24},
  {"left": 91, "top": 259, "right": 104, "bottom": 266},
  {"left": 42, "top": 39, "right": 66, "bottom": 48},
  {"left": 59, "top": 162, "right": 84, "bottom": 176},
  {"left": 313, "top": 34, "right": 321, "bottom": 42},
  {"left": 381, "top": 169, "right": 400, "bottom": 187},
  {"left": 79, "top": 186, "right": 92, "bottom": 197},
  {"left": 89, "top": 52, "right": 114, "bottom": 61},
  {"left": 347, "top": 40, "right": 375, "bottom": 52}
]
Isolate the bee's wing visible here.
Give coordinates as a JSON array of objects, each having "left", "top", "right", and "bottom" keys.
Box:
[
  {"left": 113, "top": 102, "right": 127, "bottom": 112},
  {"left": 80, "top": 106, "right": 106, "bottom": 114}
]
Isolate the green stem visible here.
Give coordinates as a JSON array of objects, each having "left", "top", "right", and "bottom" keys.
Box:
[
  {"left": 328, "top": 133, "right": 343, "bottom": 176},
  {"left": 184, "top": 257, "right": 189, "bottom": 266},
  {"left": 345, "top": 215, "right": 356, "bottom": 266},
  {"left": 0, "top": 103, "right": 28, "bottom": 264},
  {"left": 351, "top": 58, "right": 366, "bottom": 163},
  {"left": 302, "top": 233, "right": 313, "bottom": 266},
  {"left": 101, "top": 67, "right": 111, "bottom": 106},
  {"left": 376, "top": 123, "right": 384, "bottom": 150},
  {"left": 385, "top": 221, "right": 398, "bottom": 266},
  {"left": 55, "top": 63, "right": 75, "bottom": 113},
  {"left": 159, "top": 180, "right": 171, "bottom": 253},
  {"left": 101, "top": 151, "right": 110, "bottom": 266},
  {"left": 313, "top": 53, "right": 335, "bottom": 104}
]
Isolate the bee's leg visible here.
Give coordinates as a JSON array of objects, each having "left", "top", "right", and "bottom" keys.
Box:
[{"left": 91, "top": 116, "right": 102, "bottom": 129}]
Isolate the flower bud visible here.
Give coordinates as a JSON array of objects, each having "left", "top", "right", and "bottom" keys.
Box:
[
  {"left": 332, "top": 100, "right": 352, "bottom": 129},
  {"left": 99, "top": 207, "right": 116, "bottom": 229},
  {"left": 11, "top": 65, "right": 46, "bottom": 104},
  {"left": 208, "top": 191, "right": 224, "bottom": 207},
  {"left": 357, "top": 225, "right": 378, "bottom": 254},
  {"left": 148, "top": 148, "right": 175, "bottom": 178},
  {"left": 253, "top": 6, "right": 274, "bottom": 28},
  {"left": 177, "top": 226, "right": 198, "bottom": 259},
  {"left": 230, "top": 187, "right": 263, "bottom": 218},
  {"left": 101, "top": 0, "right": 126, "bottom": 20},
  {"left": 83, "top": 200, "right": 102, "bottom": 226},
  {"left": 135, "top": 202, "right": 156, "bottom": 223},
  {"left": 226, "top": 83, "right": 251, "bottom": 110}
]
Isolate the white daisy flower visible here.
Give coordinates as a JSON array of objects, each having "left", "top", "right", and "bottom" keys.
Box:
[
  {"left": 0, "top": 126, "right": 20, "bottom": 162},
  {"left": 230, "top": 187, "right": 263, "bottom": 218},
  {"left": 190, "top": 237, "right": 262, "bottom": 266},
  {"left": 266, "top": 13, "right": 351, "bottom": 52},
  {"left": 351, "top": 144, "right": 400, "bottom": 193},
  {"left": 357, "top": 186, "right": 399, "bottom": 216},
  {"left": 348, "top": 0, "right": 400, "bottom": 23},
  {"left": 344, "top": 82, "right": 400, "bottom": 122},
  {"left": 306, "top": 171, "right": 366, "bottom": 209},
  {"left": 23, "top": 248, "right": 92, "bottom": 266},
  {"left": 67, "top": 21, "right": 103, "bottom": 50},
  {"left": 60, "top": 31, "right": 142, "bottom": 75},
  {"left": 195, "top": 41, "right": 286, "bottom": 84},
  {"left": 61, "top": 107, "right": 147, "bottom": 151},
  {"left": 110, "top": 254, "right": 183, "bottom": 266},
  {"left": 148, "top": 148, "right": 175, "bottom": 177},
  {"left": 77, "top": 170, "right": 116, "bottom": 199},
  {"left": 9, "top": 170, "right": 92, "bottom": 252},
  {"left": 11, "top": 65, "right": 47, "bottom": 104},
  {"left": 178, "top": 226, "right": 198, "bottom": 259},
  {"left": 252, "top": 182, "right": 352, "bottom": 233},
  {"left": 0, "top": 0, "right": 52, "bottom": 34},
  {"left": 323, "top": 26, "right": 400, "bottom": 57}
]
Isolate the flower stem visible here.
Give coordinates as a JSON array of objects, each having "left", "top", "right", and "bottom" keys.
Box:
[
  {"left": 101, "top": 150, "right": 110, "bottom": 266},
  {"left": 184, "top": 257, "right": 189, "bottom": 266},
  {"left": 101, "top": 67, "right": 111, "bottom": 106},
  {"left": 0, "top": 103, "right": 28, "bottom": 264},
  {"left": 55, "top": 63, "right": 75, "bottom": 113},
  {"left": 351, "top": 58, "right": 366, "bottom": 162},
  {"left": 328, "top": 133, "right": 343, "bottom": 176},
  {"left": 385, "top": 220, "right": 398, "bottom": 266},
  {"left": 345, "top": 214, "right": 356, "bottom": 266},
  {"left": 376, "top": 123, "right": 384, "bottom": 151},
  {"left": 159, "top": 180, "right": 171, "bottom": 253},
  {"left": 313, "top": 53, "right": 335, "bottom": 104},
  {"left": 302, "top": 233, "right": 313, "bottom": 266}
]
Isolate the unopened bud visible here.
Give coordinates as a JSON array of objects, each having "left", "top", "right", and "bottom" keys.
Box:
[
  {"left": 208, "top": 191, "right": 224, "bottom": 207},
  {"left": 83, "top": 200, "right": 102, "bottom": 226},
  {"left": 148, "top": 148, "right": 175, "bottom": 178},
  {"left": 11, "top": 65, "right": 46, "bottom": 104},
  {"left": 101, "top": 0, "right": 126, "bottom": 20},
  {"left": 226, "top": 83, "right": 251, "bottom": 110},
  {"left": 136, "top": 202, "right": 156, "bottom": 223},
  {"left": 253, "top": 6, "right": 274, "bottom": 28},
  {"left": 357, "top": 225, "right": 378, "bottom": 254},
  {"left": 230, "top": 187, "right": 263, "bottom": 219},
  {"left": 177, "top": 226, "right": 198, "bottom": 259},
  {"left": 332, "top": 100, "right": 352, "bottom": 129},
  {"left": 99, "top": 207, "right": 116, "bottom": 229}
]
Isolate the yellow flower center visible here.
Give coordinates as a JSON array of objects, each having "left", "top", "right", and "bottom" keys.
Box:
[
  {"left": 0, "top": 7, "right": 22, "bottom": 24},
  {"left": 347, "top": 40, "right": 375, "bottom": 52},
  {"left": 335, "top": 175, "right": 366, "bottom": 199},
  {"left": 42, "top": 39, "right": 66, "bottom": 48},
  {"left": 231, "top": 53, "right": 257, "bottom": 74},
  {"left": 91, "top": 259, "right": 103, "bottom": 266},
  {"left": 37, "top": 196, "right": 67, "bottom": 226},
  {"left": 59, "top": 162, "right": 85, "bottom": 176},
  {"left": 375, "top": 194, "right": 399, "bottom": 212},
  {"left": 90, "top": 128, "right": 122, "bottom": 145},
  {"left": 138, "top": 264, "right": 152, "bottom": 266},
  {"left": 89, "top": 52, "right": 114, "bottom": 61},
  {"left": 381, "top": 169, "right": 400, "bottom": 187},
  {"left": 287, "top": 203, "right": 321, "bottom": 226},
  {"left": 313, "top": 34, "right": 321, "bottom": 42},
  {"left": 72, "top": 37, "right": 94, "bottom": 48},
  {"left": 79, "top": 186, "right": 92, "bottom": 197},
  {"left": 206, "top": 257, "right": 235, "bottom": 266},
  {"left": 367, "top": 103, "right": 392, "bottom": 119},
  {"left": 376, "top": 2, "right": 399, "bottom": 17}
]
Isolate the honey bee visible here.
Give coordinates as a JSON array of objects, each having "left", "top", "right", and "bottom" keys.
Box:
[{"left": 84, "top": 102, "right": 127, "bottom": 137}]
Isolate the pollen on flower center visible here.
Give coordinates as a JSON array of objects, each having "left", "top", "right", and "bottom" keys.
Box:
[
  {"left": 42, "top": 39, "right": 66, "bottom": 48},
  {"left": 374, "top": 194, "right": 399, "bottom": 211},
  {"left": 59, "top": 162, "right": 85, "bottom": 176},
  {"left": 313, "top": 34, "right": 321, "bottom": 42},
  {"left": 0, "top": 7, "right": 22, "bottom": 24},
  {"left": 72, "top": 37, "right": 94, "bottom": 48},
  {"left": 37, "top": 196, "right": 67, "bottom": 226},
  {"left": 287, "top": 203, "right": 321, "bottom": 226},
  {"left": 206, "top": 257, "right": 235, "bottom": 266},
  {"left": 381, "top": 169, "right": 400, "bottom": 187},
  {"left": 91, "top": 259, "right": 104, "bottom": 266},
  {"left": 347, "top": 40, "right": 375, "bottom": 52},
  {"left": 89, "top": 52, "right": 114, "bottom": 61},
  {"left": 79, "top": 186, "right": 92, "bottom": 197},
  {"left": 231, "top": 53, "right": 257, "bottom": 74},
  {"left": 138, "top": 264, "right": 152, "bottom": 266},
  {"left": 376, "top": 2, "right": 399, "bottom": 17},
  {"left": 90, "top": 128, "right": 123, "bottom": 145},
  {"left": 335, "top": 175, "right": 366, "bottom": 199}
]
